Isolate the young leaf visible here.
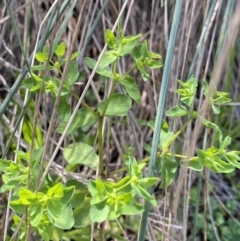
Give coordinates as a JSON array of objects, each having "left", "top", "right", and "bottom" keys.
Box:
[
  {"left": 105, "top": 29, "right": 117, "bottom": 49},
  {"left": 35, "top": 52, "right": 48, "bottom": 62},
  {"left": 211, "top": 103, "right": 220, "bottom": 114},
  {"left": 121, "top": 34, "right": 141, "bottom": 55},
  {"left": 47, "top": 182, "right": 63, "bottom": 199},
  {"left": 220, "top": 136, "right": 231, "bottom": 149},
  {"left": 98, "top": 93, "right": 132, "bottom": 116},
  {"left": 70, "top": 51, "right": 81, "bottom": 60},
  {"left": 159, "top": 155, "right": 178, "bottom": 188},
  {"left": 55, "top": 42, "right": 66, "bottom": 57},
  {"left": 128, "top": 156, "right": 143, "bottom": 178},
  {"left": 138, "top": 177, "right": 158, "bottom": 188},
  {"left": 205, "top": 156, "right": 234, "bottom": 173},
  {"left": 119, "top": 75, "right": 141, "bottom": 103},
  {"left": 166, "top": 105, "right": 189, "bottom": 117},
  {"left": 57, "top": 108, "right": 98, "bottom": 134},
  {"left": 224, "top": 151, "right": 240, "bottom": 169},
  {"left": 177, "top": 76, "right": 198, "bottom": 106},
  {"left": 18, "top": 187, "right": 36, "bottom": 205},
  {"left": 146, "top": 59, "right": 163, "bottom": 69},
  {"left": 130, "top": 182, "right": 157, "bottom": 206},
  {"left": 149, "top": 52, "right": 161, "bottom": 58},
  {"left": 201, "top": 79, "right": 209, "bottom": 96},
  {"left": 64, "top": 142, "right": 99, "bottom": 169}
]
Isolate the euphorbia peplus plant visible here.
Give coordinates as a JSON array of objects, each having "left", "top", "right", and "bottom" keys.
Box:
[
  {"left": 0, "top": 24, "right": 163, "bottom": 240},
  {"left": 1, "top": 23, "right": 240, "bottom": 240}
]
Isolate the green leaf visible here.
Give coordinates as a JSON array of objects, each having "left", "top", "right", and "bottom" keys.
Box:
[
  {"left": 74, "top": 197, "right": 91, "bottom": 227},
  {"left": 10, "top": 199, "right": 26, "bottom": 214},
  {"left": 148, "top": 119, "right": 174, "bottom": 149},
  {"left": 57, "top": 108, "right": 98, "bottom": 134},
  {"left": 87, "top": 179, "right": 98, "bottom": 197},
  {"left": 220, "top": 136, "right": 231, "bottom": 149},
  {"left": 121, "top": 199, "right": 144, "bottom": 215},
  {"left": 225, "top": 151, "right": 240, "bottom": 169},
  {"left": 166, "top": 105, "right": 189, "bottom": 117},
  {"left": 53, "top": 78, "right": 70, "bottom": 96},
  {"left": 66, "top": 179, "right": 86, "bottom": 208},
  {"left": 0, "top": 159, "right": 11, "bottom": 172},
  {"left": 47, "top": 182, "right": 63, "bottom": 199},
  {"left": 160, "top": 155, "right": 178, "bottom": 188},
  {"left": 105, "top": 29, "right": 117, "bottom": 49},
  {"left": 64, "top": 142, "right": 99, "bottom": 169},
  {"left": 146, "top": 59, "right": 163, "bottom": 69},
  {"left": 55, "top": 42, "right": 66, "bottom": 57},
  {"left": 176, "top": 77, "right": 198, "bottom": 106},
  {"left": 138, "top": 177, "right": 158, "bottom": 188},
  {"left": 35, "top": 52, "right": 48, "bottom": 62},
  {"left": 49, "top": 204, "right": 74, "bottom": 230},
  {"left": 107, "top": 200, "right": 122, "bottom": 220},
  {"left": 61, "top": 186, "right": 75, "bottom": 206},
  {"left": 136, "top": 63, "right": 149, "bottom": 81},
  {"left": 65, "top": 61, "right": 79, "bottom": 87},
  {"left": 47, "top": 200, "right": 61, "bottom": 220},
  {"left": 70, "top": 51, "right": 81, "bottom": 60},
  {"left": 211, "top": 103, "right": 220, "bottom": 114},
  {"left": 90, "top": 201, "right": 109, "bottom": 223},
  {"left": 149, "top": 52, "right": 161, "bottom": 58},
  {"left": 121, "top": 34, "right": 141, "bottom": 55},
  {"left": 38, "top": 224, "right": 52, "bottom": 241},
  {"left": 85, "top": 57, "right": 113, "bottom": 78},
  {"left": 23, "top": 77, "right": 40, "bottom": 92},
  {"left": 119, "top": 75, "right": 141, "bottom": 103},
  {"left": 18, "top": 187, "right": 36, "bottom": 205},
  {"left": 201, "top": 119, "right": 222, "bottom": 143},
  {"left": 201, "top": 80, "right": 209, "bottom": 96},
  {"left": 206, "top": 156, "right": 234, "bottom": 173},
  {"left": 98, "top": 93, "right": 132, "bottom": 116},
  {"left": 128, "top": 156, "right": 143, "bottom": 178},
  {"left": 99, "top": 50, "right": 118, "bottom": 69},
  {"left": 180, "top": 157, "right": 204, "bottom": 171},
  {"left": 57, "top": 95, "right": 71, "bottom": 121},
  {"left": 130, "top": 182, "right": 157, "bottom": 206},
  {"left": 29, "top": 203, "right": 43, "bottom": 227}
]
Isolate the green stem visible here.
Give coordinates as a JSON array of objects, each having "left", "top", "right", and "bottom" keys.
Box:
[
  {"left": 98, "top": 61, "right": 118, "bottom": 176},
  {"left": 98, "top": 116, "right": 104, "bottom": 176},
  {"left": 70, "top": 90, "right": 96, "bottom": 114},
  {"left": 102, "top": 62, "right": 118, "bottom": 116},
  {"left": 125, "top": 63, "right": 136, "bottom": 75}
]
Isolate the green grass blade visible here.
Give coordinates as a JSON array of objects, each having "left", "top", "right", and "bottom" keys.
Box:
[{"left": 137, "top": 0, "right": 184, "bottom": 240}]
